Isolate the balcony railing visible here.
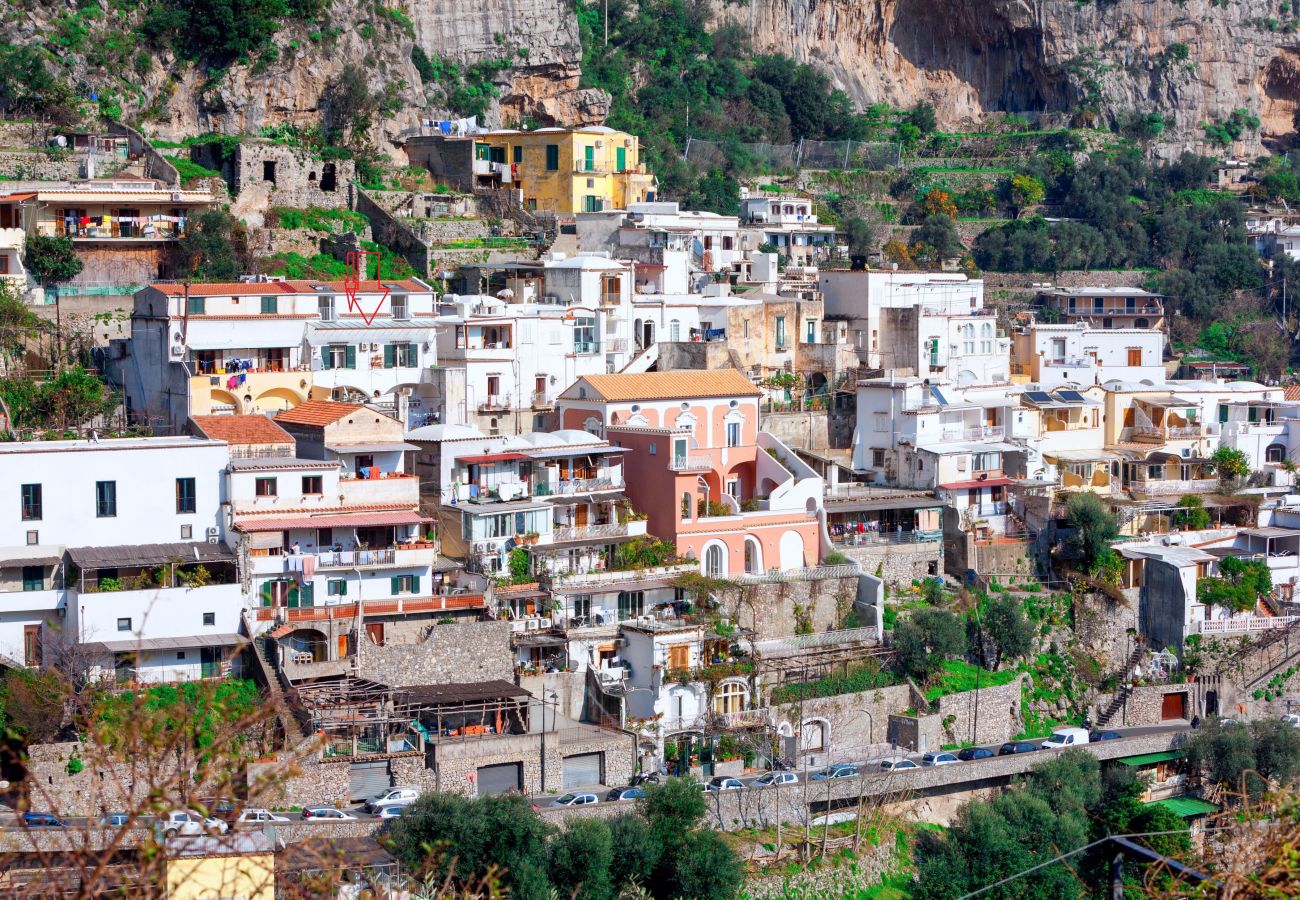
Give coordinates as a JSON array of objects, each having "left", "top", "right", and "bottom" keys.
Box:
[
  {"left": 547, "top": 562, "right": 698, "bottom": 588},
  {"left": 552, "top": 521, "right": 647, "bottom": 543},
  {"left": 315, "top": 549, "right": 395, "bottom": 568},
  {"left": 531, "top": 391, "right": 553, "bottom": 409},
  {"left": 1130, "top": 478, "right": 1218, "bottom": 496},
  {"left": 971, "top": 502, "right": 1008, "bottom": 517},
  {"left": 1197, "top": 614, "right": 1300, "bottom": 634},
  {"left": 535, "top": 476, "right": 624, "bottom": 496},
  {"left": 941, "top": 424, "right": 1004, "bottom": 441},
  {"left": 1132, "top": 425, "right": 1204, "bottom": 441},
  {"left": 1044, "top": 357, "right": 1095, "bottom": 368},
  {"left": 831, "top": 528, "right": 943, "bottom": 547},
  {"left": 253, "top": 594, "right": 485, "bottom": 622},
  {"left": 670, "top": 454, "right": 713, "bottom": 472},
  {"left": 478, "top": 393, "right": 512, "bottom": 411}
]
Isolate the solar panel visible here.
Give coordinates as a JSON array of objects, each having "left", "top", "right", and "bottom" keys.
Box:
[
  {"left": 930, "top": 386, "right": 950, "bottom": 406},
  {"left": 1025, "top": 391, "right": 1054, "bottom": 405},
  {"left": 1056, "top": 390, "right": 1087, "bottom": 403}
]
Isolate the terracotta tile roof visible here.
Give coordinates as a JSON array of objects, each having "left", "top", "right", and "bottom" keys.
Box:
[
  {"left": 272, "top": 400, "right": 363, "bottom": 427},
  {"left": 1284, "top": 385, "right": 1300, "bottom": 401},
  {"left": 0, "top": 192, "right": 37, "bottom": 203},
  {"left": 190, "top": 415, "right": 294, "bottom": 445},
  {"left": 149, "top": 278, "right": 429, "bottom": 297},
  {"left": 575, "top": 370, "right": 762, "bottom": 402}
]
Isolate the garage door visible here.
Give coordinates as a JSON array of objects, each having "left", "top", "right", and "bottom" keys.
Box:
[
  {"left": 562, "top": 752, "right": 603, "bottom": 789},
  {"left": 349, "top": 760, "right": 391, "bottom": 801},
  {"left": 1161, "top": 692, "right": 1187, "bottom": 721},
  {"left": 477, "top": 762, "right": 522, "bottom": 796}
]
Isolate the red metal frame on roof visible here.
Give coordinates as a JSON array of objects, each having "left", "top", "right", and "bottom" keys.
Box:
[
  {"left": 939, "top": 477, "right": 1013, "bottom": 490},
  {"left": 458, "top": 453, "right": 530, "bottom": 465}
]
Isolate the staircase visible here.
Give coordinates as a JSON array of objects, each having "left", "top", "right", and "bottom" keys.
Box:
[
  {"left": 243, "top": 616, "right": 310, "bottom": 745},
  {"left": 621, "top": 341, "right": 659, "bottom": 373},
  {"left": 1095, "top": 644, "right": 1145, "bottom": 728}
]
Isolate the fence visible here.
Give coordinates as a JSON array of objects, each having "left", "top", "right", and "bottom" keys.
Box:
[{"left": 681, "top": 137, "right": 901, "bottom": 173}]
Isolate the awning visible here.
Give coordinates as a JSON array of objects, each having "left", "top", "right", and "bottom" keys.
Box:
[
  {"left": 1146, "top": 796, "right": 1217, "bottom": 818},
  {"left": 825, "top": 496, "right": 944, "bottom": 513},
  {"left": 326, "top": 442, "right": 419, "bottom": 454},
  {"left": 307, "top": 325, "right": 440, "bottom": 343},
  {"left": 67, "top": 542, "right": 235, "bottom": 569},
  {"left": 513, "top": 633, "right": 567, "bottom": 647},
  {"left": 1118, "top": 750, "right": 1185, "bottom": 767},
  {"left": 940, "top": 476, "right": 1014, "bottom": 490},
  {"left": 459, "top": 499, "right": 549, "bottom": 513},
  {"left": 1243, "top": 527, "right": 1298, "bottom": 539},
  {"left": 247, "top": 532, "right": 285, "bottom": 550},
  {"left": 87, "top": 633, "right": 247, "bottom": 653},
  {"left": 1138, "top": 396, "right": 1198, "bottom": 408},
  {"left": 0, "top": 545, "right": 65, "bottom": 567},
  {"left": 525, "top": 446, "right": 630, "bottom": 460},
  {"left": 1046, "top": 450, "right": 1123, "bottom": 464},
  {"left": 459, "top": 453, "right": 530, "bottom": 465},
  {"left": 235, "top": 510, "right": 431, "bottom": 533}
]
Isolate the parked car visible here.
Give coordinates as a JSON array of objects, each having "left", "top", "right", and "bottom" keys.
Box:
[
  {"left": 551, "top": 792, "right": 599, "bottom": 807},
  {"left": 880, "top": 757, "right": 920, "bottom": 771},
  {"left": 752, "top": 771, "right": 799, "bottom": 788},
  {"left": 196, "top": 798, "right": 239, "bottom": 823},
  {"left": 1282, "top": 714, "right": 1300, "bottom": 728},
  {"left": 374, "top": 805, "right": 405, "bottom": 819},
  {"left": 1089, "top": 730, "right": 1122, "bottom": 742},
  {"left": 1219, "top": 717, "right": 1242, "bottom": 727},
  {"left": 302, "top": 807, "right": 358, "bottom": 821},
  {"left": 811, "top": 764, "right": 859, "bottom": 781},
  {"left": 1041, "top": 727, "right": 1090, "bottom": 749},
  {"left": 921, "top": 752, "right": 959, "bottom": 767},
  {"left": 98, "top": 812, "right": 131, "bottom": 827},
  {"left": 957, "top": 747, "right": 995, "bottom": 761},
  {"left": 705, "top": 777, "right": 745, "bottom": 792},
  {"left": 235, "top": 808, "right": 290, "bottom": 825},
  {"left": 607, "top": 785, "right": 646, "bottom": 801},
  {"left": 364, "top": 787, "right": 419, "bottom": 813},
  {"left": 998, "top": 741, "right": 1039, "bottom": 755},
  {"left": 160, "top": 809, "right": 228, "bottom": 836},
  {"left": 23, "top": 812, "right": 66, "bottom": 828}
]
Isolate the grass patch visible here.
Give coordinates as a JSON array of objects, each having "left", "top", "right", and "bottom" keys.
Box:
[
  {"left": 924, "top": 659, "right": 1018, "bottom": 702},
  {"left": 171, "top": 158, "right": 220, "bottom": 184},
  {"left": 269, "top": 206, "right": 369, "bottom": 233},
  {"left": 260, "top": 240, "right": 415, "bottom": 281},
  {"left": 770, "top": 660, "right": 900, "bottom": 705}
]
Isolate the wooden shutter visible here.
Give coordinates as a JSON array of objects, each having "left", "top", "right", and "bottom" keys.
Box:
[
  {"left": 300, "top": 584, "right": 314, "bottom": 607},
  {"left": 384, "top": 344, "right": 395, "bottom": 368},
  {"left": 408, "top": 343, "right": 418, "bottom": 365},
  {"left": 345, "top": 345, "right": 356, "bottom": 369},
  {"left": 390, "top": 576, "right": 400, "bottom": 595},
  {"left": 411, "top": 575, "right": 421, "bottom": 595},
  {"left": 668, "top": 644, "right": 689, "bottom": 670}
]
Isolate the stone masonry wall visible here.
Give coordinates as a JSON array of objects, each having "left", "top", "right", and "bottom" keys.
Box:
[
  {"left": 355, "top": 186, "right": 430, "bottom": 276},
  {"left": 1106, "top": 683, "right": 1193, "bottom": 727},
  {"left": 432, "top": 727, "right": 633, "bottom": 797},
  {"left": 935, "top": 675, "right": 1023, "bottom": 746},
  {"left": 760, "top": 410, "right": 831, "bottom": 452},
  {"left": 357, "top": 620, "right": 513, "bottom": 687},
  {"left": 0, "top": 150, "right": 81, "bottom": 180},
  {"left": 842, "top": 541, "right": 942, "bottom": 588},
  {"left": 720, "top": 576, "right": 860, "bottom": 643},
  {"left": 770, "top": 683, "right": 917, "bottom": 760}
]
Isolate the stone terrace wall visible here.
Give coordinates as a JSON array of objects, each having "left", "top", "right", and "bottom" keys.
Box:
[
  {"left": 721, "top": 576, "right": 860, "bottom": 642},
  {"left": 935, "top": 675, "right": 1023, "bottom": 746},
  {"left": 355, "top": 186, "right": 430, "bottom": 276},
  {"left": 0, "top": 150, "right": 81, "bottom": 180},
  {"left": 761, "top": 410, "right": 831, "bottom": 452},
  {"left": 842, "top": 540, "right": 942, "bottom": 587},
  {"left": 357, "top": 620, "right": 513, "bottom": 687},
  {"left": 772, "top": 683, "right": 918, "bottom": 760},
  {"left": 1106, "top": 683, "right": 1193, "bottom": 728},
  {"left": 432, "top": 727, "right": 633, "bottom": 797}
]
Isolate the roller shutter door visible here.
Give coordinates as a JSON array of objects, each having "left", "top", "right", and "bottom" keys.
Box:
[
  {"left": 476, "top": 762, "right": 522, "bottom": 796},
  {"left": 562, "top": 752, "right": 603, "bottom": 789},
  {"left": 349, "top": 760, "right": 391, "bottom": 801}
]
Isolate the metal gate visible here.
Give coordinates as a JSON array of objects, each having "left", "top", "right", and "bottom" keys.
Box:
[
  {"left": 476, "top": 762, "right": 522, "bottom": 796},
  {"left": 562, "top": 753, "right": 603, "bottom": 789},
  {"left": 348, "top": 760, "right": 391, "bottom": 801}
]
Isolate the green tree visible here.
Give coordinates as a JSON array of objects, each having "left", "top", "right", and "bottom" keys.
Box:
[
  {"left": 912, "top": 214, "right": 964, "bottom": 263},
  {"left": 1210, "top": 445, "right": 1251, "bottom": 483},
  {"left": 179, "top": 210, "right": 250, "bottom": 281},
  {"left": 1024, "top": 750, "right": 1101, "bottom": 819},
  {"left": 1064, "top": 492, "right": 1119, "bottom": 569},
  {"left": 1197, "top": 555, "right": 1272, "bottom": 614},
  {"left": 842, "top": 216, "right": 876, "bottom": 256},
  {"left": 28, "top": 366, "right": 118, "bottom": 431},
  {"left": 1174, "top": 494, "right": 1210, "bottom": 530},
  {"left": 24, "top": 234, "right": 83, "bottom": 286},
  {"left": 671, "top": 829, "right": 744, "bottom": 900},
  {"left": 1187, "top": 717, "right": 1263, "bottom": 794},
  {"left": 1129, "top": 804, "right": 1191, "bottom": 858},
  {"left": 639, "top": 778, "right": 741, "bottom": 899},
  {"left": 894, "top": 607, "right": 966, "bottom": 682},
  {"left": 979, "top": 592, "right": 1035, "bottom": 669},
  {"left": 322, "top": 63, "right": 377, "bottom": 142},
  {"left": 1250, "top": 716, "right": 1300, "bottom": 787},
  {"left": 548, "top": 817, "right": 614, "bottom": 900},
  {"left": 907, "top": 101, "right": 938, "bottom": 134},
  {"left": 0, "top": 281, "right": 44, "bottom": 366},
  {"left": 1008, "top": 173, "right": 1045, "bottom": 215},
  {"left": 606, "top": 813, "right": 661, "bottom": 894},
  {"left": 683, "top": 171, "right": 740, "bottom": 217}
]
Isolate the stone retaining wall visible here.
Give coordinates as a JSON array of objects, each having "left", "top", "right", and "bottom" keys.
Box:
[
  {"left": 721, "top": 576, "right": 860, "bottom": 643},
  {"left": 842, "top": 541, "right": 942, "bottom": 587},
  {"left": 935, "top": 675, "right": 1023, "bottom": 746},
  {"left": 1105, "top": 683, "right": 1193, "bottom": 727},
  {"left": 0, "top": 149, "right": 81, "bottom": 179},
  {"left": 357, "top": 620, "right": 513, "bottom": 687}
]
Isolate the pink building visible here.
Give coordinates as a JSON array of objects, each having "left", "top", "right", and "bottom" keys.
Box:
[{"left": 557, "top": 371, "right": 825, "bottom": 577}]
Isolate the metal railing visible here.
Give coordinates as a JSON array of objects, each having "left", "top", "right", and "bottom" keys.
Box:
[
  {"left": 670, "top": 454, "right": 713, "bottom": 472},
  {"left": 736, "top": 564, "right": 861, "bottom": 583},
  {"left": 314, "top": 548, "right": 397, "bottom": 568},
  {"left": 754, "top": 626, "right": 881, "bottom": 656},
  {"left": 478, "top": 393, "right": 512, "bottom": 410},
  {"left": 553, "top": 523, "right": 633, "bottom": 542},
  {"left": 831, "top": 529, "right": 942, "bottom": 547},
  {"left": 536, "top": 476, "right": 623, "bottom": 496},
  {"left": 530, "top": 391, "right": 553, "bottom": 409},
  {"left": 1197, "top": 615, "right": 1300, "bottom": 635},
  {"left": 940, "top": 425, "right": 1005, "bottom": 441}
]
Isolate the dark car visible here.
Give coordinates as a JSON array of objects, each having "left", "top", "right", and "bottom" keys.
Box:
[
  {"left": 1089, "top": 730, "right": 1122, "bottom": 742},
  {"left": 998, "top": 741, "right": 1039, "bottom": 755},
  {"left": 607, "top": 785, "right": 646, "bottom": 801},
  {"left": 957, "top": 746, "right": 995, "bottom": 761},
  {"left": 23, "top": 812, "right": 67, "bottom": 828}
]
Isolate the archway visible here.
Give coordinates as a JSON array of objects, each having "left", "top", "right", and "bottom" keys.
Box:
[
  {"left": 284, "top": 628, "right": 327, "bottom": 663},
  {"left": 800, "top": 718, "right": 827, "bottom": 752},
  {"left": 702, "top": 542, "right": 727, "bottom": 577},
  {"left": 713, "top": 681, "right": 747, "bottom": 715},
  {"left": 743, "top": 536, "right": 762, "bottom": 574},
  {"left": 779, "top": 530, "right": 805, "bottom": 570},
  {"left": 256, "top": 386, "right": 305, "bottom": 411},
  {"left": 1267, "top": 443, "right": 1287, "bottom": 463},
  {"left": 641, "top": 320, "right": 655, "bottom": 349},
  {"left": 209, "top": 388, "right": 241, "bottom": 414}
]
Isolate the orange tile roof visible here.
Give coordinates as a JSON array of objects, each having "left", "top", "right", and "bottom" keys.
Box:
[
  {"left": 1285, "top": 385, "right": 1300, "bottom": 402},
  {"left": 190, "top": 415, "right": 294, "bottom": 445},
  {"left": 576, "top": 369, "right": 762, "bottom": 402},
  {"left": 149, "top": 278, "right": 429, "bottom": 297},
  {"left": 0, "top": 192, "right": 37, "bottom": 203},
  {"left": 272, "top": 400, "right": 364, "bottom": 427}
]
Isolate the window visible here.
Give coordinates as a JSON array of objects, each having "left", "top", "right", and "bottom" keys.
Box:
[
  {"left": 26, "top": 530, "right": 38, "bottom": 545},
  {"left": 1267, "top": 444, "right": 1287, "bottom": 463},
  {"left": 176, "top": 652, "right": 185, "bottom": 660},
  {"left": 972, "top": 452, "right": 1000, "bottom": 472},
  {"left": 1127, "top": 347, "right": 1142, "bottom": 366},
  {"left": 726, "top": 421, "right": 742, "bottom": 447},
  {"left": 573, "top": 316, "right": 597, "bottom": 354},
  {"left": 668, "top": 643, "right": 689, "bottom": 671},
  {"left": 617, "top": 590, "right": 644, "bottom": 619},
  {"left": 963, "top": 324, "right": 975, "bottom": 355},
  {"left": 980, "top": 323, "right": 992, "bottom": 354},
  {"left": 202, "top": 612, "right": 215, "bottom": 626},
  {"left": 573, "top": 594, "right": 592, "bottom": 623},
  {"left": 583, "top": 144, "right": 595, "bottom": 172},
  {"left": 302, "top": 475, "right": 323, "bottom": 494},
  {"left": 96, "top": 481, "right": 117, "bottom": 517},
  {"left": 714, "top": 681, "right": 746, "bottom": 715},
  {"left": 22, "top": 565, "right": 42, "bottom": 592},
  {"left": 20, "top": 483, "right": 40, "bottom": 520},
  {"left": 512, "top": 145, "right": 522, "bottom": 163},
  {"left": 1147, "top": 464, "right": 1165, "bottom": 480},
  {"left": 584, "top": 195, "right": 604, "bottom": 212},
  {"left": 321, "top": 344, "right": 354, "bottom": 370},
  {"left": 319, "top": 295, "right": 336, "bottom": 322},
  {"left": 616, "top": 146, "right": 626, "bottom": 171},
  {"left": 545, "top": 144, "right": 559, "bottom": 171},
  {"left": 669, "top": 319, "right": 681, "bottom": 342},
  {"left": 648, "top": 442, "right": 657, "bottom": 456},
  {"left": 384, "top": 342, "right": 418, "bottom": 367},
  {"left": 391, "top": 296, "right": 410, "bottom": 319},
  {"left": 255, "top": 477, "right": 278, "bottom": 497},
  {"left": 180, "top": 524, "right": 192, "bottom": 540},
  {"left": 117, "top": 617, "right": 132, "bottom": 632},
  {"left": 328, "top": 579, "right": 348, "bottom": 596},
  {"left": 704, "top": 544, "right": 724, "bottom": 577},
  {"left": 260, "top": 296, "right": 278, "bottom": 314},
  {"left": 263, "top": 160, "right": 276, "bottom": 183},
  {"left": 872, "top": 449, "right": 886, "bottom": 468},
  {"left": 805, "top": 319, "right": 817, "bottom": 344},
  {"left": 175, "top": 477, "right": 196, "bottom": 514},
  {"left": 681, "top": 492, "right": 692, "bottom": 520},
  {"left": 391, "top": 574, "right": 420, "bottom": 595},
  {"left": 187, "top": 295, "right": 206, "bottom": 315},
  {"left": 774, "top": 316, "right": 787, "bottom": 349}
]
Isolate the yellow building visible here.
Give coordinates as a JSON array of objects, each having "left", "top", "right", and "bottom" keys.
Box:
[
  {"left": 166, "top": 834, "right": 276, "bottom": 900},
  {"left": 469, "top": 126, "right": 655, "bottom": 214}
]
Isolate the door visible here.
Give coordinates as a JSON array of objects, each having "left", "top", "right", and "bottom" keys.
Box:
[
  {"left": 348, "top": 760, "right": 391, "bottom": 800},
  {"left": 23, "top": 624, "right": 41, "bottom": 667},
  {"left": 338, "top": 633, "right": 354, "bottom": 658},
  {"left": 476, "top": 762, "right": 522, "bottom": 796},
  {"left": 562, "top": 753, "right": 603, "bottom": 789},
  {"left": 366, "top": 623, "right": 385, "bottom": 646},
  {"left": 574, "top": 505, "right": 589, "bottom": 527},
  {"left": 200, "top": 646, "right": 219, "bottom": 678},
  {"left": 1160, "top": 692, "right": 1187, "bottom": 721}
]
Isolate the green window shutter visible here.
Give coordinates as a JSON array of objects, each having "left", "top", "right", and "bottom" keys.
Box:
[
  {"left": 412, "top": 575, "right": 421, "bottom": 595},
  {"left": 512, "top": 145, "right": 522, "bottom": 163},
  {"left": 383, "top": 344, "right": 395, "bottom": 368},
  {"left": 287, "top": 584, "right": 299, "bottom": 608},
  {"left": 345, "top": 345, "right": 356, "bottom": 369},
  {"left": 616, "top": 147, "right": 626, "bottom": 171},
  {"left": 260, "top": 584, "right": 272, "bottom": 607},
  {"left": 321, "top": 348, "right": 332, "bottom": 370},
  {"left": 546, "top": 144, "right": 559, "bottom": 171},
  {"left": 339, "top": 579, "right": 347, "bottom": 596},
  {"left": 300, "top": 584, "right": 314, "bottom": 607},
  {"left": 391, "top": 576, "right": 400, "bottom": 596},
  {"left": 408, "top": 343, "right": 419, "bottom": 365},
  {"left": 584, "top": 145, "right": 594, "bottom": 171}
]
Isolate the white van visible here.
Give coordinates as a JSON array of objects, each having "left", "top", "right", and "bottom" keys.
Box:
[{"left": 1041, "top": 727, "right": 1090, "bottom": 749}]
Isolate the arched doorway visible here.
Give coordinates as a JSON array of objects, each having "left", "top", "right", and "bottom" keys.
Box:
[
  {"left": 284, "top": 628, "right": 327, "bottom": 663},
  {"left": 703, "top": 543, "right": 726, "bottom": 577},
  {"left": 641, "top": 320, "right": 655, "bottom": 349},
  {"left": 714, "top": 681, "right": 747, "bottom": 716},
  {"left": 779, "top": 531, "right": 805, "bottom": 570},
  {"left": 743, "top": 536, "right": 762, "bottom": 574},
  {"left": 1267, "top": 443, "right": 1287, "bottom": 463},
  {"left": 1205, "top": 689, "right": 1218, "bottom": 716}
]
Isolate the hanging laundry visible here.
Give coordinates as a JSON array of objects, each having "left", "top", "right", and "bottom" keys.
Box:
[{"left": 226, "top": 376, "right": 237, "bottom": 389}]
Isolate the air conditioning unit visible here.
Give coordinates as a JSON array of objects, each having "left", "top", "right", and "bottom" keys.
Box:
[
  {"left": 206, "top": 527, "right": 219, "bottom": 538},
  {"left": 537, "top": 617, "right": 552, "bottom": 628},
  {"left": 171, "top": 191, "right": 183, "bottom": 202},
  {"left": 207, "top": 536, "right": 219, "bottom": 544},
  {"left": 595, "top": 140, "right": 604, "bottom": 148}
]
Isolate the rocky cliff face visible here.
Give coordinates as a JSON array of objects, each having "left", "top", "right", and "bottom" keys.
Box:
[{"left": 714, "top": 0, "right": 1298, "bottom": 149}]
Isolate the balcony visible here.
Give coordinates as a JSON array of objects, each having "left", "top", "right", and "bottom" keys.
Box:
[
  {"left": 531, "top": 391, "right": 554, "bottom": 410},
  {"left": 971, "top": 502, "right": 1008, "bottom": 517},
  {"left": 478, "top": 393, "right": 513, "bottom": 411},
  {"left": 547, "top": 562, "right": 698, "bottom": 590},
  {"left": 1130, "top": 478, "right": 1219, "bottom": 497},
  {"left": 0, "top": 588, "right": 63, "bottom": 614},
  {"left": 534, "top": 476, "right": 624, "bottom": 496},
  {"left": 253, "top": 593, "right": 485, "bottom": 623},
  {"left": 573, "top": 341, "right": 601, "bottom": 356},
  {"left": 940, "top": 424, "right": 1005, "bottom": 442},
  {"left": 1131, "top": 424, "right": 1204, "bottom": 442},
  {"left": 1043, "top": 357, "right": 1095, "bottom": 369},
  {"left": 831, "top": 528, "right": 942, "bottom": 548},
  {"left": 552, "top": 521, "right": 648, "bottom": 543},
  {"left": 669, "top": 454, "right": 713, "bottom": 472}
]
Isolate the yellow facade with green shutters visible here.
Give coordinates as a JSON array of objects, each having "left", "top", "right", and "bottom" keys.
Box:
[{"left": 474, "top": 127, "right": 655, "bottom": 214}]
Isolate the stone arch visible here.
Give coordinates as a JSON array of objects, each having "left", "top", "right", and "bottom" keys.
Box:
[
  {"left": 800, "top": 717, "right": 829, "bottom": 752},
  {"left": 256, "top": 386, "right": 305, "bottom": 411},
  {"left": 284, "top": 628, "right": 327, "bottom": 663}
]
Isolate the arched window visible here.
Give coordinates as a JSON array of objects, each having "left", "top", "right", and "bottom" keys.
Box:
[
  {"left": 1267, "top": 443, "right": 1287, "bottom": 463},
  {"left": 704, "top": 544, "right": 724, "bottom": 577},
  {"left": 800, "top": 719, "right": 826, "bottom": 752},
  {"left": 681, "top": 492, "right": 692, "bottom": 521},
  {"left": 744, "top": 538, "right": 760, "bottom": 574},
  {"left": 980, "top": 322, "right": 993, "bottom": 354},
  {"left": 962, "top": 324, "right": 975, "bottom": 354},
  {"left": 714, "top": 681, "right": 747, "bottom": 715},
  {"left": 669, "top": 319, "right": 681, "bottom": 342}
]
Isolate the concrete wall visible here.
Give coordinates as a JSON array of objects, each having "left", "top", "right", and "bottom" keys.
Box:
[
  {"left": 0, "top": 150, "right": 81, "bottom": 180},
  {"left": 761, "top": 410, "right": 831, "bottom": 453},
  {"left": 769, "top": 683, "right": 917, "bottom": 761},
  {"left": 357, "top": 620, "right": 514, "bottom": 687}
]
